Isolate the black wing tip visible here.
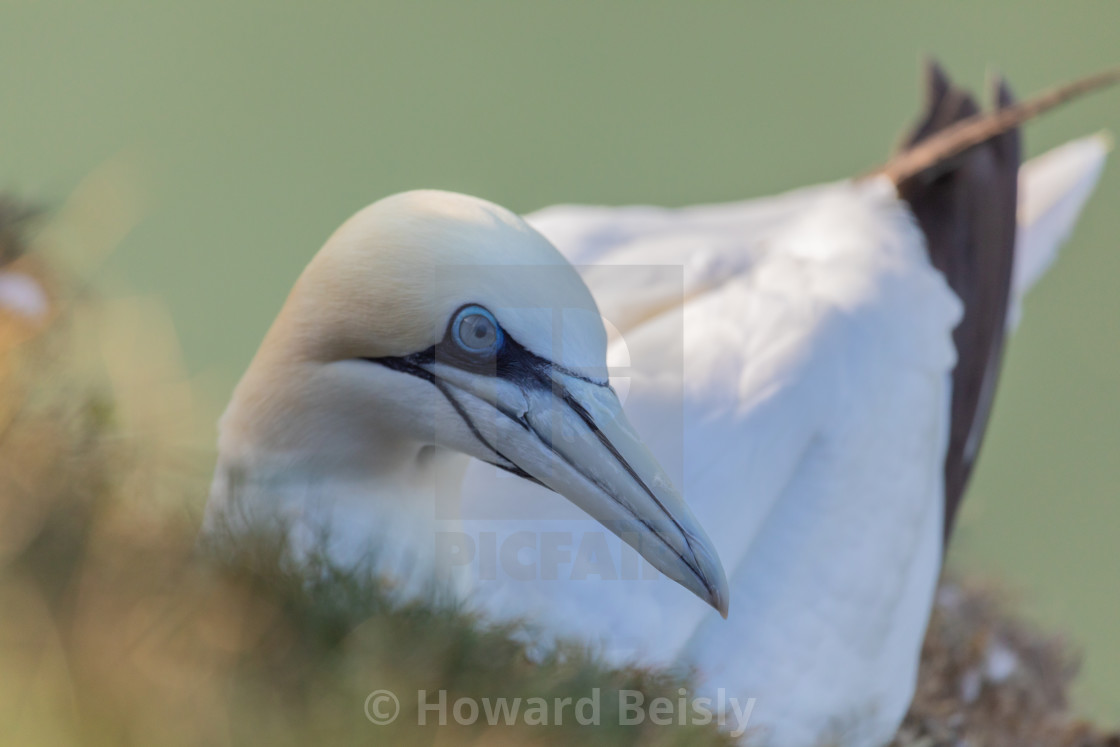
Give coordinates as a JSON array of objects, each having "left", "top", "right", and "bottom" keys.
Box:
[
  {"left": 991, "top": 73, "right": 1014, "bottom": 107},
  {"left": 923, "top": 57, "right": 951, "bottom": 102},
  {"left": 895, "top": 61, "right": 983, "bottom": 186},
  {"left": 895, "top": 62, "right": 1022, "bottom": 546}
]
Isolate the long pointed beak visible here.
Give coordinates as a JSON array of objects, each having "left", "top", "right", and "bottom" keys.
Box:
[{"left": 432, "top": 365, "right": 729, "bottom": 617}]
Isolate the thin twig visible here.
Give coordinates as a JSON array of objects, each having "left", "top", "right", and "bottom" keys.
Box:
[{"left": 880, "top": 66, "right": 1120, "bottom": 184}]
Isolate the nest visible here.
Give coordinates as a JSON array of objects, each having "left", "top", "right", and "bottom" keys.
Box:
[{"left": 892, "top": 578, "right": 1119, "bottom": 747}]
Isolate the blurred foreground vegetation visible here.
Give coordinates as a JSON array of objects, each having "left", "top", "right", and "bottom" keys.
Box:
[
  {"left": 3, "top": 2, "right": 1119, "bottom": 721},
  {"left": 0, "top": 199, "right": 734, "bottom": 747},
  {"left": 1, "top": 203, "right": 1117, "bottom": 746}
]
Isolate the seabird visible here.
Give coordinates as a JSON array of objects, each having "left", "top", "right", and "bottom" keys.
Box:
[
  {"left": 205, "top": 188, "right": 729, "bottom": 614},
  {"left": 457, "top": 65, "right": 1113, "bottom": 745},
  {"left": 206, "top": 63, "right": 1115, "bottom": 745}
]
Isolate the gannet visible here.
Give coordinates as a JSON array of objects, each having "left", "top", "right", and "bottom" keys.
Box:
[
  {"left": 453, "top": 65, "right": 1113, "bottom": 745},
  {"left": 206, "top": 63, "right": 1114, "bottom": 746},
  {"left": 205, "top": 188, "right": 728, "bottom": 614}
]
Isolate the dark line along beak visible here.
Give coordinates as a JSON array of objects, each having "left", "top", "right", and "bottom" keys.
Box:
[{"left": 404, "top": 354, "right": 729, "bottom": 618}]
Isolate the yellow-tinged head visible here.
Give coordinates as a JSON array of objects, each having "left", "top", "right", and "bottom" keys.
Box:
[
  {"left": 270, "top": 189, "right": 605, "bottom": 363},
  {"left": 215, "top": 190, "right": 728, "bottom": 616}
]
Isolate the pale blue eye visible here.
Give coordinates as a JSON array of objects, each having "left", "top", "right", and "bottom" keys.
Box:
[{"left": 452, "top": 305, "right": 503, "bottom": 354}]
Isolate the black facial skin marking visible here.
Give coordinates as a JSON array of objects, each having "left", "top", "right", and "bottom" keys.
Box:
[
  {"left": 366, "top": 303, "right": 607, "bottom": 481},
  {"left": 362, "top": 304, "right": 714, "bottom": 600},
  {"left": 381, "top": 306, "right": 606, "bottom": 384}
]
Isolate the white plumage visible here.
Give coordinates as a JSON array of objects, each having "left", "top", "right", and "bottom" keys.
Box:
[
  {"left": 204, "top": 72, "right": 1110, "bottom": 743},
  {"left": 456, "top": 136, "right": 1108, "bottom": 745}
]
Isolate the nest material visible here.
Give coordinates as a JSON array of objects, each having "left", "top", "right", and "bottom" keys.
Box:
[{"left": 892, "top": 579, "right": 1119, "bottom": 747}]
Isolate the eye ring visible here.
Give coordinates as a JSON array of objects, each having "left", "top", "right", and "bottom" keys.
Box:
[{"left": 451, "top": 305, "right": 504, "bottom": 356}]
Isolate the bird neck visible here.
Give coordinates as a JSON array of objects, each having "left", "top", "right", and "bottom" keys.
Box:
[{"left": 208, "top": 393, "right": 472, "bottom": 593}]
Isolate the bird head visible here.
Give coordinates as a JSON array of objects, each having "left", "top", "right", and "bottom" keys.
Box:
[{"left": 220, "top": 190, "right": 728, "bottom": 616}]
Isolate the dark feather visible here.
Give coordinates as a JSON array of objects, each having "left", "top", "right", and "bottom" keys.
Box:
[{"left": 894, "top": 61, "right": 1021, "bottom": 544}]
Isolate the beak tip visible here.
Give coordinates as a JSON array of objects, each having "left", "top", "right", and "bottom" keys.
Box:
[
  {"left": 692, "top": 538, "right": 729, "bottom": 619},
  {"left": 679, "top": 564, "right": 729, "bottom": 619},
  {"left": 709, "top": 572, "right": 730, "bottom": 619}
]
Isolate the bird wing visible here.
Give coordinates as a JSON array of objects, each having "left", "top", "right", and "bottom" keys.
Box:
[
  {"left": 894, "top": 65, "right": 1109, "bottom": 540},
  {"left": 458, "top": 131, "right": 1104, "bottom": 672},
  {"left": 525, "top": 181, "right": 839, "bottom": 338},
  {"left": 1012, "top": 133, "right": 1110, "bottom": 326},
  {"left": 525, "top": 132, "right": 1106, "bottom": 337},
  {"left": 530, "top": 126, "right": 1107, "bottom": 548},
  {"left": 894, "top": 66, "right": 1024, "bottom": 545},
  {"left": 455, "top": 180, "right": 853, "bottom": 660},
  {"left": 456, "top": 61, "right": 1109, "bottom": 739},
  {"left": 459, "top": 176, "right": 961, "bottom": 664}
]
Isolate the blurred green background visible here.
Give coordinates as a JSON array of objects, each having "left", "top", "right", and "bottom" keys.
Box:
[{"left": 1, "top": 0, "right": 1117, "bottom": 722}]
